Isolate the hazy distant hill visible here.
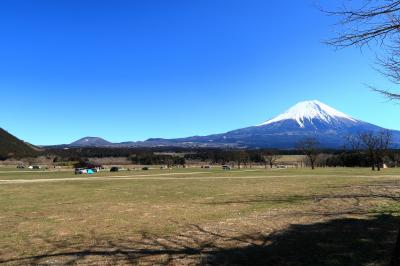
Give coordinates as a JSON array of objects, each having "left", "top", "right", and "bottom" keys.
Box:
[
  {"left": 69, "top": 137, "right": 112, "bottom": 147},
  {"left": 0, "top": 128, "right": 39, "bottom": 159}
]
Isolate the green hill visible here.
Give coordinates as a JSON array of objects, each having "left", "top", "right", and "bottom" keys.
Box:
[{"left": 0, "top": 128, "right": 38, "bottom": 159}]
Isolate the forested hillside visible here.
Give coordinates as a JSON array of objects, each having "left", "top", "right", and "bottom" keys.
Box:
[{"left": 0, "top": 128, "right": 38, "bottom": 159}]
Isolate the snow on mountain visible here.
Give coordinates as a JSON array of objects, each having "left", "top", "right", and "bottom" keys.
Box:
[
  {"left": 161, "top": 100, "right": 400, "bottom": 148},
  {"left": 65, "top": 100, "right": 400, "bottom": 149},
  {"left": 259, "top": 100, "right": 357, "bottom": 128},
  {"left": 70, "top": 137, "right": 112, "bottom": 147}
]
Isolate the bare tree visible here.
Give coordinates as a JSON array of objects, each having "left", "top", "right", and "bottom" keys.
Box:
[
  {"left": 347, "top": 130, "right": 392, "bottom": 171},
  {"left": 263, "top": 150, "right": 282, "bottom": 169},
  {"left": 297, "top": 138, "right": 319, "bottom": 170},
  {"left": 376, "top": 130, "right": 393, "bottom": 170},
  {"left": 326, "top": 1, "right": 399, "bottom": 262},
  {"left": 359, "top": 131, "right": 380, "bottom": 170},
  {"left": 344, "top": 134, "right": 362, "bottom": 150},
  {"left": 234, "top": 150, "right": 249, "bottom": 169},
  {"left": 325, "top": 0, "right": 400, "bottom": 99}
]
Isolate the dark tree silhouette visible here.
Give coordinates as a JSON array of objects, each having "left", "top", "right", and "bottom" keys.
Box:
[
  {"left": 297, "top": 138, "right": 319, "bottom": 170},
  {"left": 263, "top": 150, "right": 281, "bottom": 168},
  {"left": 326, "top": 0, "right": 400, "bottom": 100},
  {"left": 357, "top": 130, "right": 392, "bottom": 171},
  {"left": 234, "top": 150, "right": 250, "bottom": 169}
]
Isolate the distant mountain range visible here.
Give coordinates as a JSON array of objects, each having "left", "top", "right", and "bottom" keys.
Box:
[{"left": 64, "top": 100, "right": 400, "bottom": 149}]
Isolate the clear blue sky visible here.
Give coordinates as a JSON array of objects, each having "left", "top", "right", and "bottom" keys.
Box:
[{"left": 0, "top": 0, "right": 398, "bottom": 145}]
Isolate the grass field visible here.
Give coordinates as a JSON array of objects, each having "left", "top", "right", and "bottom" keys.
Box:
[{"left": 0, "top": 167, "right": 399, "bottom": 265}]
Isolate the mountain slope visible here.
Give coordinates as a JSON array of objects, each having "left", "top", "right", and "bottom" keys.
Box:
[
  {"left": 140, "top": 100, "right": 400, "bottom": 149},
  {"left": 67, "top": 100, "right": 400, "bottom": 149},
  {"left": 69, "top": 137, "right": 112, "bottom": 147},
  {"left": 0, "top": 128, "right": 38, "bottom": 158}
]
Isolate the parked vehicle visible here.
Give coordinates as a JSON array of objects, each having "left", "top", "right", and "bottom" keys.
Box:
[
  {"left": 73, "top": 162, "right": 102, "bottom": 172},
  {"left": 75, "top": 168, "right": 87, "bottom": 174},
  {"left": 110, "top": 167, "right": 119, "bottom": 172},
  {"left": 142, "top": 167, "right": 149, "bottom": 170},
  {"left": 17, "top": 165, "right": 25, "bottom": 169},
  {"left": 222, "top": 165, "right": 231, "bottom": 170}
]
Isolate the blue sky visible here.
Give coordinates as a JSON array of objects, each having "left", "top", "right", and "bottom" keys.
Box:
[{"left": 0, "top": 0, "right": 398, "bottom": 145}]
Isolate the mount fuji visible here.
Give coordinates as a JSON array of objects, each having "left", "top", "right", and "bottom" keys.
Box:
[
  {"left": 135, "top": 100, "right": 400, "bottom": 149},
  {"left": 67, "top": 100, "right": 400, "bottom": 149}
]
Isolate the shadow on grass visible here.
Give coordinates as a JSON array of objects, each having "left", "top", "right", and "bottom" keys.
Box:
[
  {"left": 201, "top": 214, "right": 399, "bottom": 265},
  {"left": 1, "top": 214, "right": 398, "bottom": 265}
]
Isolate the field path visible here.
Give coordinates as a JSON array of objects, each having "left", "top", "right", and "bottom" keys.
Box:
[{"left": 0, "top": 171, "right": 398, "bottom": 184}]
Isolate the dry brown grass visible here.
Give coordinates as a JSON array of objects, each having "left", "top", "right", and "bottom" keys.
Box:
[{"left": 0, "top": 167, "right": 399, "bottom": 265}]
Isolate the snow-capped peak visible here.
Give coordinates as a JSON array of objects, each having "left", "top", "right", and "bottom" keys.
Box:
[{"left": 258, "top": 100, "right": 357, "bottom": 128}]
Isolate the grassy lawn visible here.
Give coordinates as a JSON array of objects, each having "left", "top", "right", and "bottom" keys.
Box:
[{"left": 0, "top": 167, "right": 399, "bottom": 265}]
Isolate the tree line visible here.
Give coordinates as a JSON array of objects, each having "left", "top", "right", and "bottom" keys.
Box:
[
  {"left": 297, "top": 130, "right": 394, "bottom": 171},
  {"left": 2, "top": 131, "right": 398, "bottom": 170}
]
